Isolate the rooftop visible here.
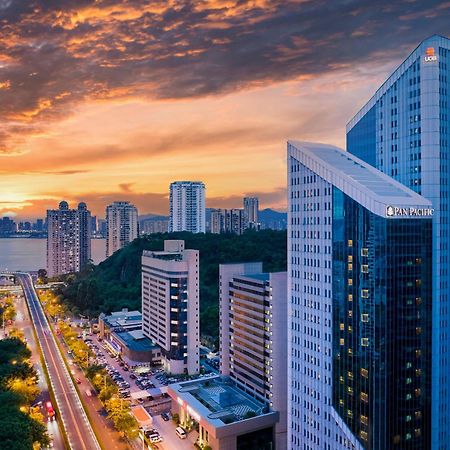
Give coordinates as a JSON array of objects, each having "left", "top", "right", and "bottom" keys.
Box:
[
  {"left": 100, "top": 309, "right": 142, "bottom": 328},
  {"left": 114, "top": 330, "right": 159, "bottom": 353},
  {"left": 347, "top": 35, "right": 450, "bottom": 132},
  {"left": 238, "top": 273, "right": 269, "bottom": 282},
  {"left": 168, "top": 376, "right": 270, "bottom": 428},
  {"left": 288, "top": 141, "right": 432, "bottom": 218}
]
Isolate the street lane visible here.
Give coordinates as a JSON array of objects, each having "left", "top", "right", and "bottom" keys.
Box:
[
  {"left": 15, "top": 273, "right": 101, "bottom": 450},
  {"left": 14, "top": 291, "right": 66, "bottom": 450}
]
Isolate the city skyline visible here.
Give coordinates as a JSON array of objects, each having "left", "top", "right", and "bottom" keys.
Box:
[{"left": 0, "top": 1, "right": 449, "bottom": 221}]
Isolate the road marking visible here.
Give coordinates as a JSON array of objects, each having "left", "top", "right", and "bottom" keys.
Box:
[{"left": 17, "top": 274, "right": 100, "bottom": 450}]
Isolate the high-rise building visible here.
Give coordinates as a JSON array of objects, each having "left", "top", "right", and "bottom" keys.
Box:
[
  {"left": 0, "top": 217, "right": 16, "bottom": 235},
  {"left": 141, "top": 240, "right": 199, "bottom": 374},
  {"left": 34, "top": 218, "right": 44, "bottom": 232},
  {"left": 169, "top": 181, "right": 206, "bottom": 233},
  {"left": 243, "top": 197, "right": 259, "bottom": 229},
  {"left": 210, "top": 208, "right": 245, "bottom": 234},
  {"left": 347, "top": 35, "right": 449, "bottom": 449},
  {"left": 91, "top": 216, "right": 98, "bottom": 234},
  {"left": 288, "top": 141, "right": 433, "bottom": 450},
  {"left": 139, "top": 216, "right": 169, "bottom": 235},
  {"left": 46, "top": 201, "right": 91, "bottom": 277},
  {"left": 219, "top": 263, "right": 287, "bottom": 450},
  {"left": 105, "top": 201, "right": 139, "bottom": 257}
]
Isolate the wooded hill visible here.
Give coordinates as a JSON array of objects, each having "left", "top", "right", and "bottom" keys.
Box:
[{"left": 61, "top": 230, "right": 287, "bottom": 343}]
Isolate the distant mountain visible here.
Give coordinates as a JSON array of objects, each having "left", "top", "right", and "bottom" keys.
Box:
[
  {"left": 259, "top": 208, "right": 287, "bottom": 231},
  {"left": 259, "top": 208, "right": 287, "bottom": 221},
  {"left": 139, "top": 213, "right": 169, "bottom": 222}
]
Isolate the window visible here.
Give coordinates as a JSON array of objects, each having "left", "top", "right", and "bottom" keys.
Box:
[
  {"left": 360, "top": 392, "right": 368, "bottom": 403},
  {"left": 361, "top": 264, "right": 369, "bottom": 273},
  {"left": 361, "top": 338, "right": 369, "bottom": 347},
  {"left": 360, "top": 368, "right": 368, "bottom": 378},
  {"left": 361, "top": 289, "right": 369, "bottom": 298},
  {"left": 361, "top": 248, "right": 369, "bottom": 257},
  {"left": 348, "top": 240, "right": 353, "bottom": 247},
  {"left": 361, "top": 313, "right": 369, "bottom": 322}
]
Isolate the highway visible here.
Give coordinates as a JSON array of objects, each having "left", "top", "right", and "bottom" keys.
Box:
[
  {"left": 15, "top": 273, "right": 101, "bottom": 450},
  {"left": 14, "top": 291, "right": 66, "bottom": 450}
]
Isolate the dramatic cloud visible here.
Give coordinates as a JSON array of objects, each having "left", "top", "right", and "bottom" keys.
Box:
[
  {"left": 0, "top": 0, "right": 449, "bottom": 152},
  {"left": 0, "top": 0, "right": 448, "bottom": 219}
]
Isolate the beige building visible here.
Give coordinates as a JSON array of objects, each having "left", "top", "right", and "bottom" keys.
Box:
[
  {"left": 46, "top": 201, "right": 91, "bottom": 277},
  {"left": 105, "top": 201, "right": 138, "bottom": 257}
]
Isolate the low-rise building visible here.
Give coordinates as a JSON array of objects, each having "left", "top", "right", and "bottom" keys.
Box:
[
  {"left": 98, "top": 309, "right": 161, "bottom": 365},
  {"left": 167, "top": 375, "right": 278, "bottom": 450},
  {"left": 98, "top": 308, "right": 142, "bottom": 339}
]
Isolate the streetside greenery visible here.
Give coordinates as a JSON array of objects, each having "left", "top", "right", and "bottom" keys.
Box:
[
  {"left": 0, "top": 336, "right": 50, "bottom": 450},
  {"left": 39, "top": 291, "right": 139, "bottom": 440},
  {"left": 58, "top": 230, "right": 287, "bottom": 345}
]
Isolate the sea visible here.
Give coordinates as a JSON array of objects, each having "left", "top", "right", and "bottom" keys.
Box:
[{"left": 0, "top": 238, "right": 106, "bottom": 272}]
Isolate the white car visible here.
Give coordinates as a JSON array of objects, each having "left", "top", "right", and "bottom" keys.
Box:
[{"left": 149, "top": 433, "right": 162, "bottom": 443}]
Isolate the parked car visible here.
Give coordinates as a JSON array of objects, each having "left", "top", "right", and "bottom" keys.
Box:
[{"left": 161, "top": 412, "right": 170, "bottom": 421}]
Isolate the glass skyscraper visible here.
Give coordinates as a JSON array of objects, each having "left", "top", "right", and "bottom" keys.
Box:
[
  {"left": 288, "top": 141, "right": 433, "bottom": 449},
  {"left": 347, "top": 35, "right": 450, "bottom": 449}
]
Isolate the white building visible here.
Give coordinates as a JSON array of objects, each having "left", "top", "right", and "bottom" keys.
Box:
[
  {"left": 169, "top": 181, "right": 206, "bottom": 233},
  {"left": 219, "top": 263, "right": 287, "bottom": 450},
  {"left": 46, "top": 201, "right": 91, "bottom": 277},
  {"left": 105, "top": 201, "right": 139, "bottom": 257},
  {"left": 288, "top": 141, "right": 433, "bottom": 449},
  {"left": 243, "top": 197, "right": 259, "bottom": 229},
  {"left": 141, "top": 240, "right": 199, "bottom": 374}
]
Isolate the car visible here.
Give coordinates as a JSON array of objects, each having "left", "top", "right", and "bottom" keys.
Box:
[
  {"left": 149, "top": 434, "right": 162, "bottom": 443},
  {"left": 175, "top": 427, "right": 187, "bottom": 439},
  {"left": 75, "top": 378, "right": 81, "bottom": 384},
  {"left": 161, "top": 412, "right": 170, "bottom": 421},
  {"left": 45, "top": 401, "right": 56, "bottom": 421},
  {"left": 123, "top": 366, "right": 129, "bottom": 371},
  {"left": 130, "top": 374, "right": 136, "bottom": 380}
]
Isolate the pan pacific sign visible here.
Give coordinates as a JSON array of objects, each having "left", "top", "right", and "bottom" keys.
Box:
[{"left": 386, "top": 205, "right": 434, "bottom": 217}]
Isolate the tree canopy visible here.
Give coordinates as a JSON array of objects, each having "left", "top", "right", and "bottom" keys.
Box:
[{"left": 61, "top": 230, "right": 287, "bottom": 342}]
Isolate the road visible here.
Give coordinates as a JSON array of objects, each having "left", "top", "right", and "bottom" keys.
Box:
[
  {"left": 16, "top": 273, "right": 101, "bottom": 450},
  {"left": 14, "top": 292, "right": 66, "bottom": 450}
]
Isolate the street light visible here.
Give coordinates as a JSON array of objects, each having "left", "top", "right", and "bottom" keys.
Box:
[{"left": 96, "top": 373, "right": 107, "bottom": 390}]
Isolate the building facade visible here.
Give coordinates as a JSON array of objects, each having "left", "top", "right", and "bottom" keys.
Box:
[
  {"left": 46, "top": 201, "right": 91, "bottom": 277},
  {"left": 210, "top": 209, "right": 245, "bottom": 235},
  {"left": 288, "top": 141, "right": 432, "bottom": 450},
  {"left": 219, "top": 263, "right": 287, "bottom": 450},
  {"left": 243, "top": 197, "right": 259, "bottom": 230},
  {"left": 169, "top": 181, "right": 206, "bottom": 233},
  {"left": 347, "top": 35, "right": 450, "bottom": 449},
  {"left": 141, "top": 240, "right": 199, "bottom": 374},
  {"left": 105, "top": 201, "right": 139, "bottom": 257}
]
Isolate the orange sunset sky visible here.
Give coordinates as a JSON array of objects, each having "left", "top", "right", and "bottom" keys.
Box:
[{"left": 0, "top": 0, "right": 449, "bottom": 220}]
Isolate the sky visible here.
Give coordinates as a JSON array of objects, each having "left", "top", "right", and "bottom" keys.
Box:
[{"left": 0, "top": 0, "right": 449, "bottom": 220}]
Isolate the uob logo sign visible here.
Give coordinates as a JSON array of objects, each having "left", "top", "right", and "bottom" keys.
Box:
[{"left": 424, "top": 47, "right": 438, "bottom": 63}]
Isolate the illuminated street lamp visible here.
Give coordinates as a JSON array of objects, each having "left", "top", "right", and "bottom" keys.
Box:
[{"left": 96, "top": 373, "right": 107, "bottom": 390}]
